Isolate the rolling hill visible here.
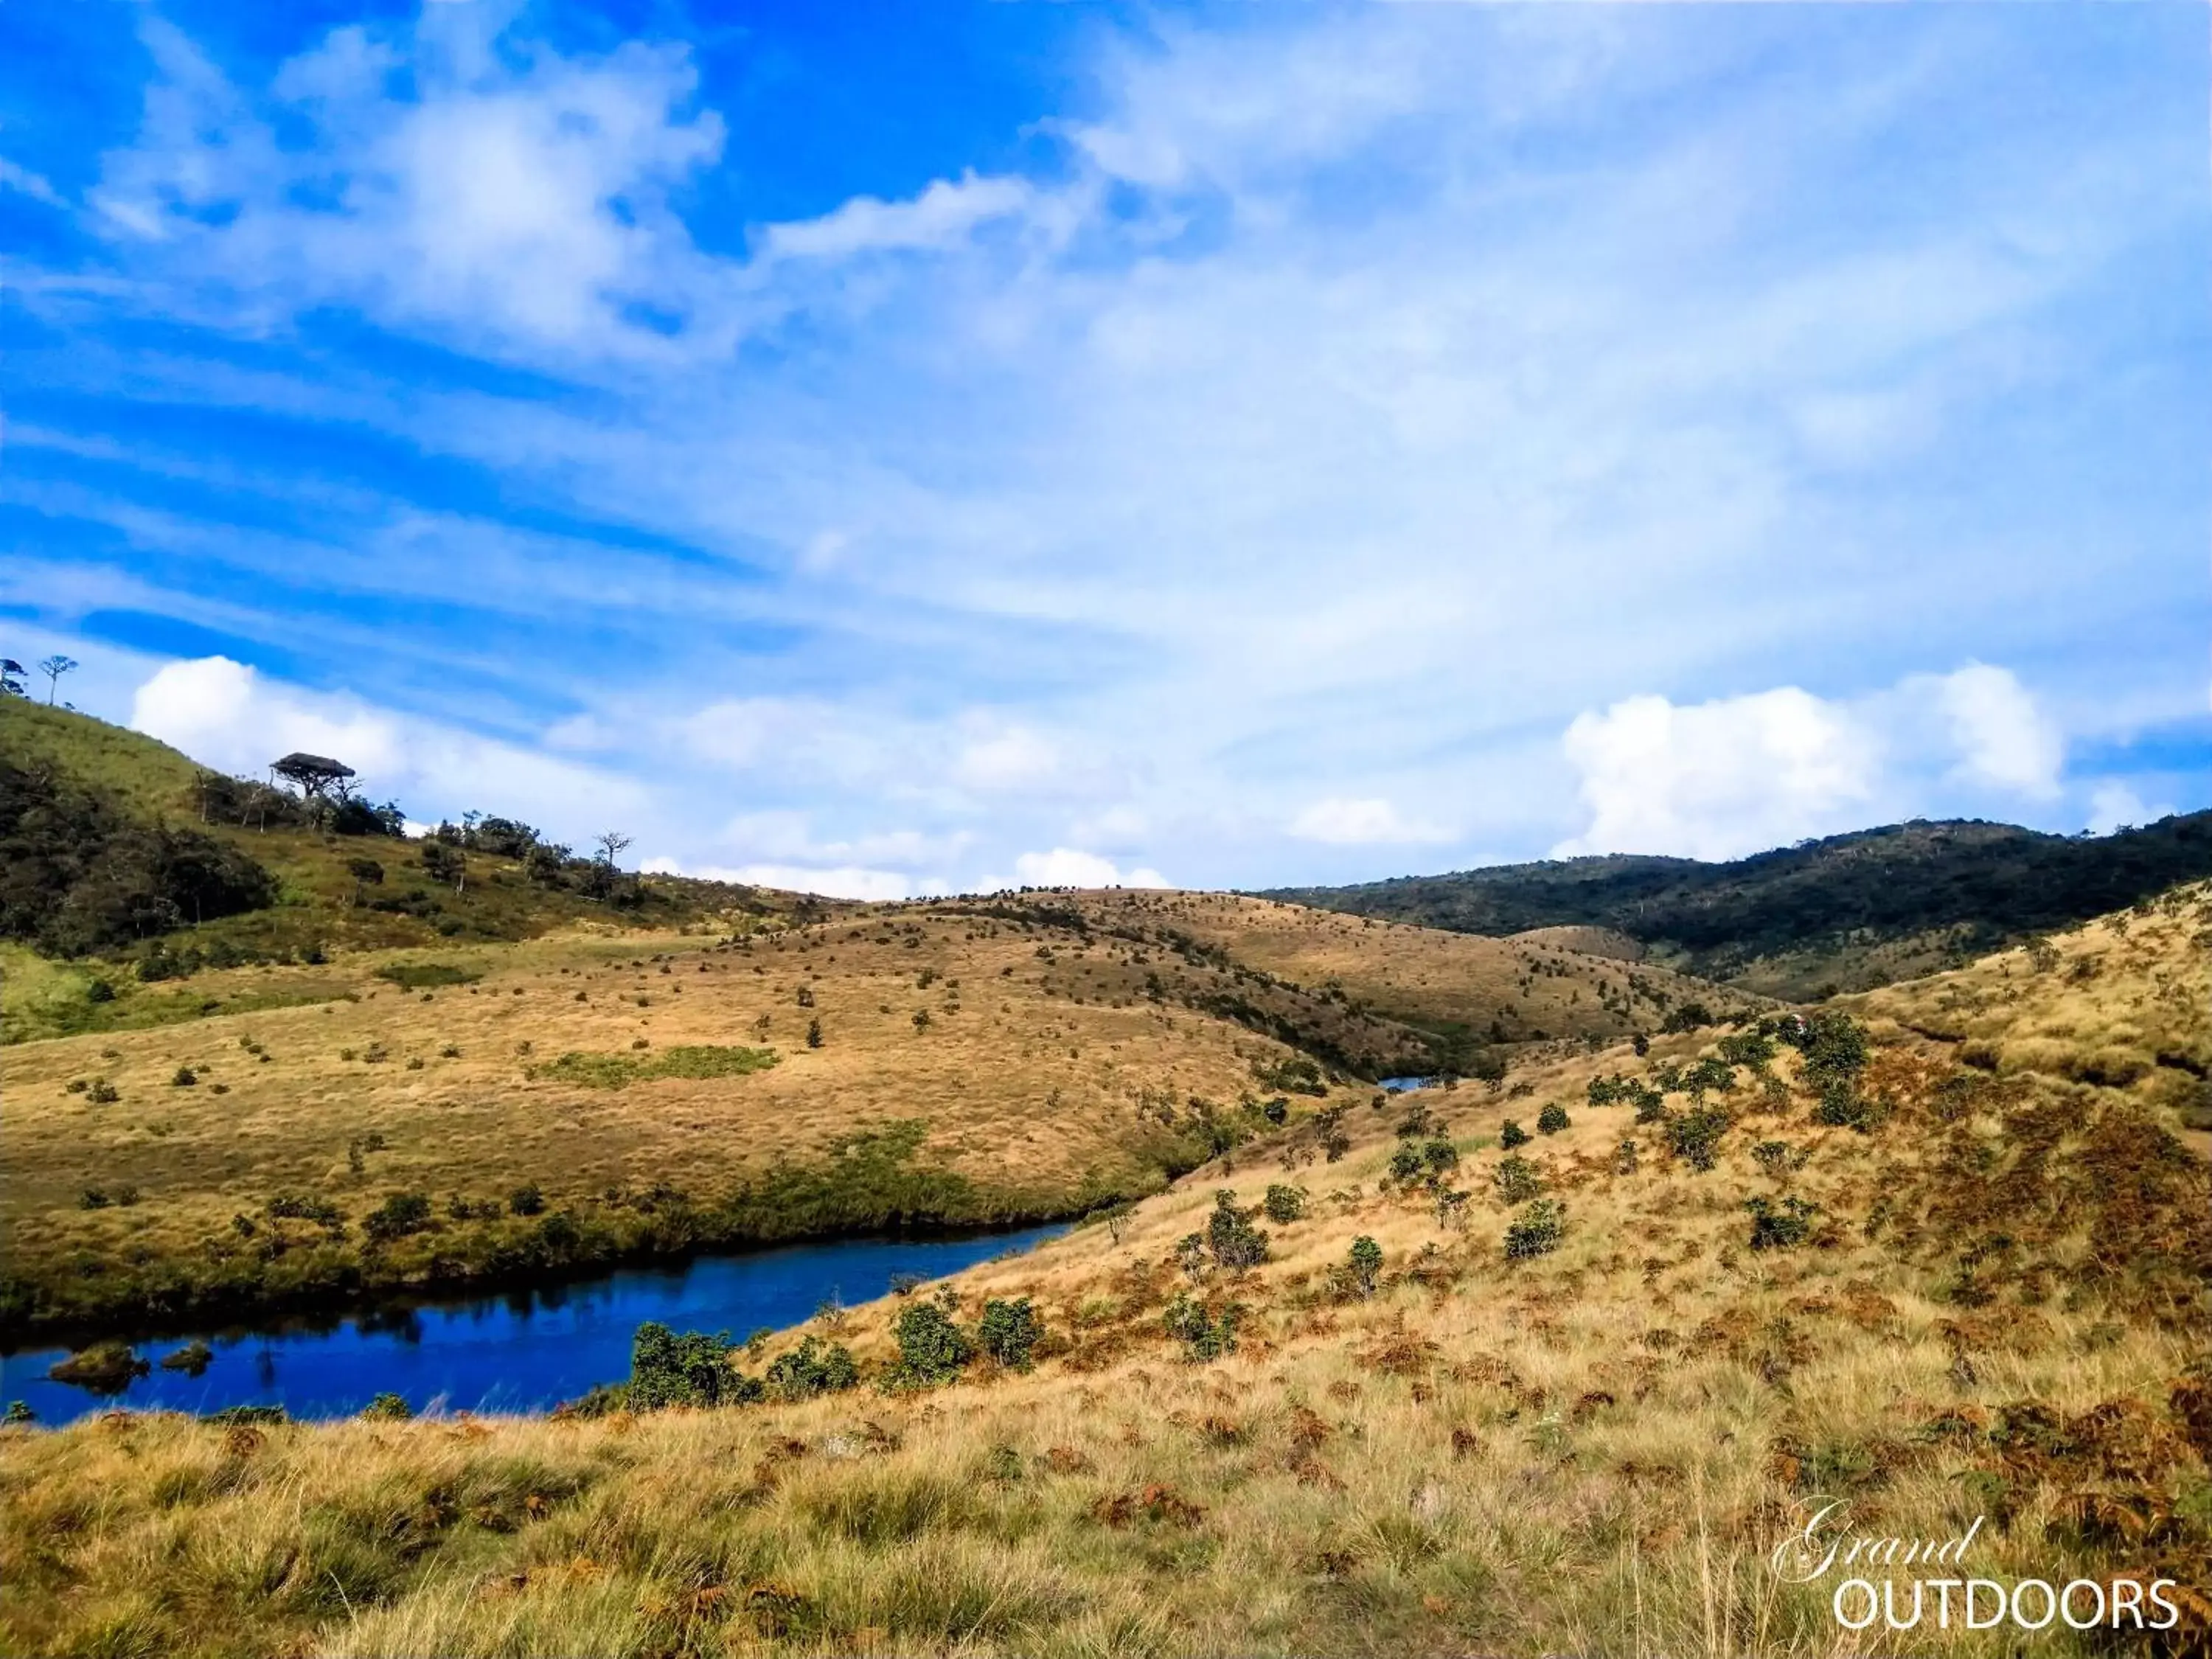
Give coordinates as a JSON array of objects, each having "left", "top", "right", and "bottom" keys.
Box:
[
  {"left": 1265, "top": 813, "right": 2212, "bottom": 998},
  {"left": 6, "top": 880, "right": 2206, "bottom": 1657}
]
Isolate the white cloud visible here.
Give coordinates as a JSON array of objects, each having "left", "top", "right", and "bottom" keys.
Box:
[
  {"left": 759, "top": 172, "right": 1036, "bottom": 262},
  {"left": 953, "top": 726, "right": 1062, "bottom": 792},
  {"left": 1930, "top": 661, "right": 2062, "bottom": 797},
  {"left": 978, "top": 848, "right": 1169, "bottom": 891},
  {"left": 0, "top": 156, "right": 64, "bottom": 206},
  {"left": 2084, "top": 782, "right": 2174, "bottom": 837},
  {"left": 1553, "top": 664, "right": 2069, "bottom": 860},
  {"left": 129, "top": 656, "right": 642, "bottom": 832},
  {"left": 89, "top": 13, "right": 733, "bottom": 361},
  {"left": 1554, "top": 686, "right": 1879, "bottom": 861},
  {"left": 1287, "top": 796, "right": 1452, "bottom": 846}
]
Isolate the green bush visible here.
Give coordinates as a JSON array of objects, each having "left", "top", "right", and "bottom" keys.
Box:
[
  {"left": 361, "top": 1191, "right": 432, "bottom": 1243},
  {"left": 1163, "top": 1291, "right": 1241, "bottom": 1361},
  {"left": 1262, "top": 1183, "right": 1309, "bottom": 1225},
  {"left": 1536, "top": 1103, "right": 1569, "bottom": 1135},
  {"left": 1206, "top": 1189, "right": 1270, "bottom": 1270},
  {"left": 1503, "top": 1199, "right": 1565, "bottom": 1260},
  {"left": 361, "top": 1391, "right": 414, "bottom": 1420},
  {"left": 171, "top": 1065, "right": 197, "bottom": 1087},
  {"left": 1499, "top": 1119, "right": 1531, "bottom": 1150},
  {"left": 1422, "top": 1136, "right": 1459, "bottom": 1175},
  {"left": 1666, "top": 1105, "right": 1731, "bottom": 1172},
  {"left": 976, "top": 1297, "right": 1045, "bottom": 1371},
  {"left": 1346, "top": 1236, "right": 1383, "bottom": 1297},
  {"left": 889, "top": 1302, "right": 974, "bottom": 1388},
  {"left": 508, "top": 1183, "right": 545, "bottom": 1217},
  {"left": 1746, "top": 1196, "right": 1819, "bottom": 1251},
  {"left": 1387, "top": 1144, "right": 1425, "bottom": 1184},
  {"left": 765, "top": 1335, "right": 860, "bottom": 1399},
  {"left": 1493, "top": 1154, "right": 1543, "bottom": 1206},
  {"left": 627, "top": 1323, "right": 759, "bottom": 1409}
]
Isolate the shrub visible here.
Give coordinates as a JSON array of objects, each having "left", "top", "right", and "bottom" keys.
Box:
[
  {"left": 1346, "top": 1236, "right": 1383, "bottom": 1297},
  {"left": 172, "top": 1066, "right": 197, "bottom": 1087},
  {"left": 1206, "top": 1189, "right": 1270, "bottom": 1270},
  {"left": 1387, "top": 1144, "right": 1425, "bottom": 1185},
  {"left": 1631, "top": 1085, "right": 1667, "bottom": 1124},
  {"left": 1262, "top": 1183, "right": 1309, "bottom": 1225},
  {"left": 1718, "top": 1029, "right": 1777, "bottom": 1068},
  {"left": 1499, "top": 1119, "right": 1531, "bottom": 1150},
  {"left": 977, "top": 1297, "right": 1045, "bottom": 1371},
  {"left": 1493, "top": 1155, "right": 1543, "bottom": 1206},
  {"left": 1262, "top": 1096, "right": 1290, "bottom": 1125},
  {"left": 508, "top": 1184, "right": 545, "bottom": 1216},
  {"left": 629, "top": 1323, "right": 759, "bottom": 1409},
  {"left": 1666, "top": 1105, "right": 1731, "bottom": 1172},
  {"left": 361, "top": 1191, "right": 432, "bottom": 1243},
  {"left": 1747, "top": 1196, "right": 1820, "bottom": 1251},
  {"left": 86, "top": 978, "right": 116, "bottom": 1004},
  {"left": 1504, "top": 1199, "right": 1565, "bottom": 1260},
  {"left": 1422, "top": 1136, "right": 1459, "bottom": 1175},
  {"left": 1753, "top": 1140, "right": 1792, "bottom": 1174},
  {"left": 86, "top": 1079, "right": 118, "bottom": 1104},
  {"left": 1614, "top": 1138, "right": 1639, "bottom": 1175},
  {"left": 806, "top": 1017, "right": 823, "bottom": 1048},
  {"left": 888, "top": 1271, "right": 925, "bottom": 1297},
  {"left": 3, "top": 1401, "right": 33, "bottom": 1425},
  {"left": 267, "top": 1192, "right": 345, "bottom": 1228},
  {"left": 889, "top": 1302, "right": 974, "bottom": 1388},
  {"left": 1661, "top": 1001, "right": 1715, "bottom": 1034},
  {"left": 361, "top": 1391, "right": 414, "bottom": 1420},
  {"left": 765, "top": 1335, "right": 860, "bottom": 1399},
  {"left": 1163, "top": 1291, "right": 1241, "bottom": 1361},
  {"left": 1536, "top": 1102, "right": 1569, "bottom": 1135}
]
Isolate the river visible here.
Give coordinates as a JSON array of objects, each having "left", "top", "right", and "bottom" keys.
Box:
[{"left": 0, "top": 1222, "right": 1068, "bottom": 1425}]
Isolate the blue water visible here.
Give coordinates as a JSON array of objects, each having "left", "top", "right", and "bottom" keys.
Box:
[
  {"left": 1, "top": 1223, "right": 1067, "bottom": 1425},
  {"left": 1377, "top": 1076, "right": 1436, "bottom": 1093}
]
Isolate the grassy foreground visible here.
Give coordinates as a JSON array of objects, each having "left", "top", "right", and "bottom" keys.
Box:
[{"left": 4, "top": 887, "right": 2207, "bottom": 1657}]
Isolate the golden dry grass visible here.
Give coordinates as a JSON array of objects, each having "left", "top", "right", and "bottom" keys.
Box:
[{"left": 6, "top": 888, "right": 2208, "bottom": 1657}]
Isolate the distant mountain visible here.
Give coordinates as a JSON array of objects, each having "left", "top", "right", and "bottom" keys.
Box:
[{"left": 1263, "top": 815, "right": 2212, "bottom": 998}]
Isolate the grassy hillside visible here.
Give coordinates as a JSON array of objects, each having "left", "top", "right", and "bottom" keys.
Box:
[
  {"left": 1, "top": 881, "right": 1750, "bottom": 1340},
  {"left": 1265, "top": 814, "right": 2212, "bottom": 999},
  {"left": 1021, "top": 889, "right": 1764, "bottom": 1065},
  {"left": 6, "top": 884, "right": 2208, "bottom": 1657},
  {"left": 0, "top": 700, "right": 830, "bottom": 1020}
]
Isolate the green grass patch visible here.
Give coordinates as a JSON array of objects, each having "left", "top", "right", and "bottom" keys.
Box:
[
  {"left": 372, "top": 961, "right": 482, "bottom": 990},
  {"left": 530, "top": 1043, "right": 779, "bottom": 1088}
]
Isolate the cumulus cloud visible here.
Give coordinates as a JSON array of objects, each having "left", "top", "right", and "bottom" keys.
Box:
[
  {"left": 2084, "top": 782, "right": 2174, "bottom": 837},
  {"left": 1552, "top": 664, "right": 2065, "bottom": 861},
  {"left": 130, "top": 656, "right": 641, "bottom": 831},
  {"left": 978, "top": 848, "right": 1169, "bottom": 891},
  {"left": 1930, "top": 661, "right": 2063, "bottom": 797},
  {"left": 1287, "top": 797, "right": 1452, "bottom": 846}
]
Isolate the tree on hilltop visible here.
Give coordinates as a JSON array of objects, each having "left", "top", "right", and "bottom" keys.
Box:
[
  {"left": 38, "top": 655, "right": 77, "bottom": 706},
  {"left": 1, "top": 658, "right": 25, "bottom": 698},
  {"left": 271, "top": 753, "right": 356, "bottom": 802}
]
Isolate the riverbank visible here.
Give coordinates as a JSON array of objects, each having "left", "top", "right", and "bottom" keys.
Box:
[{"left": 0, "top": 1121, "right": 1169, "bottom": 1349}]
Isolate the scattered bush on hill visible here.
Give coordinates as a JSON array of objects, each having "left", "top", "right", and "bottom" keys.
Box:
[
  {"left": 1164, "top": 1291, "right": 1242, "bottom": 1361},
  {"left": 1503, "top": 1199, "right": 1565, "bottom": 1260},
  {"left": 977, "top": 1297, "right": 1045, "bottom": 1371},
  {"left": 765, "top": 1335, "right": 860, "bottom": 1400},
  {"left": 888, "top": 1302, "right": 975, "bottom": 1389}
]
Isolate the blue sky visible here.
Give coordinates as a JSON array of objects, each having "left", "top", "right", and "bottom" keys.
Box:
[{"left": 4, "top": 1, "right": 2208, "bottom": 898}]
